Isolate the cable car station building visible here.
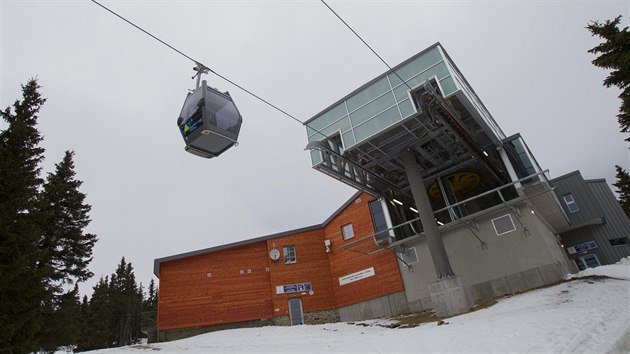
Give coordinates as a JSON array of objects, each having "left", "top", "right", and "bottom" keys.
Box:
[{"left": 153, "top": 43, "right": 630, "bottom": 341}]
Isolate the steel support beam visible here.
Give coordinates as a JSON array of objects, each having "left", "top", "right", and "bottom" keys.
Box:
[{"left": 400, "top": 149, "right": 456, "bottom": 279}]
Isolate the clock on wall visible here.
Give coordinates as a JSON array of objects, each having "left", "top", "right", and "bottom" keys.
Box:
[{"left": 269, "top": 248, "right": 280, "bottom": 261}]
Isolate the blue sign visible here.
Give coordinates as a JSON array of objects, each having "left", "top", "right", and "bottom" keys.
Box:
[
  {"left": 276, "top": 282, "right": 312, "bottom": 294},
  {"left": 574, "top": 241, "right": 597, "bottom": 253}
]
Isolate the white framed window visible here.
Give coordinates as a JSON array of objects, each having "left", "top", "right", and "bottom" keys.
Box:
[
  {"left": 400, "top": 247, "right": 418, "bottom": 264},
  {"left": 283, "top": 245, "right": 296, "bottom": 264},
  {"left": 341, "top": 223, "right": 354, "bottom": 240},
  {"left": 491, "top": 214, "right": 516, "bottom": 236},
  {"left": 562, "top": 193, "right": 580, "bottom": 213}
]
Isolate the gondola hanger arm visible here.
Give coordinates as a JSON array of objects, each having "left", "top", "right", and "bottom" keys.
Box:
[{"left": 193, "top": 63, "right": 210, "bottom": 89}]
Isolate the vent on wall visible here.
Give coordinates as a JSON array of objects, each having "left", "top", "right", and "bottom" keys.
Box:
[
  {"left": 400, "top": 247, "right": 418, "bottom": 264},
  {"left": 491, "top": 214, "right": 516, "bottom": 236}
]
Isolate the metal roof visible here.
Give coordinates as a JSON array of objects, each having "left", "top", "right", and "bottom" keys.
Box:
[{"left": 153, "top": 190, "right": 366, "bottom": 277}]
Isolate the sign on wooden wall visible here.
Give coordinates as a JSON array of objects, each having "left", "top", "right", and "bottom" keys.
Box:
[
  {"left": 339, "top": 267, "right": 375, "bottom": 286},
  {"left": 276, "top": 282, "right": 312, "bottom": 294}
]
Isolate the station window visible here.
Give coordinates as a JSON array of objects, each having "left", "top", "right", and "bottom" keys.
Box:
[
  {"left": 283, "top": 245, "right": 296, "bottom": 264},
  {"left": 491, "top": 214, "right": 516, "bottom": 236},
  {"left": 401, "top": 247, "right": 418, "bottom": 264},
  {"left": 609, "top": 237, "right": 630, "bottom": 247},
  {"left": 562, "top": 193, "right": 579, "bottom": 213},
  {"left": 341, "top": 223, "right": 354, "bottom": 240}
]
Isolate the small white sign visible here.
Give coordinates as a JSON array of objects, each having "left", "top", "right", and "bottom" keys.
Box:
[{"left": 339, "top": 267, "right": 375, "bottom": 286}]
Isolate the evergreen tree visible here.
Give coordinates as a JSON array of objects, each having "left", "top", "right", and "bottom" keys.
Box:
[
  {"left": 109, "top": 258, "right": 144, "bottom": 346},
  {"left": 75, "top": 259, "right": 146, "bottom": 351},
  {"left": 1, "top": 80, "right": 98, "bottom": 353},
  {"left": 0, "top": 80, "right": 47, "bottom": 353},
  {"left": 76, "top": 277, "right": 113, "bottom": 352},
  {"left": 144, "top": 278, "right": 158, "bottom": 313},
  {"left": 37, "top": 285, "right": 82, "bottom": 353},
  {"left": 587, "top": 16, "right": 630, "bottom": 140},
  {"left": 613, "top": 165, "right": 630, "bottom": 217},
  {"left": 37, "top": 150, "right": 97, "bottom": 295},
  {"left": 141, "top": 279, "right": 158, "bottom": 342}
]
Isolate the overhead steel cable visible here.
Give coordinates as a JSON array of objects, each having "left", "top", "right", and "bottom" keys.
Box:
[
  {"left": 91, "top": 0, "right": 317, "bottom": 131},
  {"left": 319, "top": 0, "right": 413, "bottom": 92}
]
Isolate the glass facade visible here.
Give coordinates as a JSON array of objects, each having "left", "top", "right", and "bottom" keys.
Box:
[{"left": 306, "top": 43, "right": 505, "bottom": 166}]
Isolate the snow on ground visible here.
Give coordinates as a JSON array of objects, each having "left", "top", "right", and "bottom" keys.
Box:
[{"left": 89, "top": 260, "right": 630, "bottom": 354}]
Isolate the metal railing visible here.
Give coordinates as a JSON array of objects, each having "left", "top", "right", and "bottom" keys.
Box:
[{"left": 340, "top": 170, "right": 554, "bottom": 253}]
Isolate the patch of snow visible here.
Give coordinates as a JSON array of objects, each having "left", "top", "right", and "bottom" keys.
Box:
[
  {"left": 80, "top": 260, "right": 630, "bottom": 353},
  {"left": 567, "top": 256, "right": 630, "bottom": 280}
]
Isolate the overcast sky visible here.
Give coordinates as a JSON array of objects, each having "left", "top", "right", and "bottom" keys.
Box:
[{"left": 2, "top": 0, "right": 628, "bottom": 296}]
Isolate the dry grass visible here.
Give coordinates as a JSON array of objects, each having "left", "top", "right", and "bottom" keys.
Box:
[
  {"left": 130, "top": 344, "right": 161, "bottom": 351},
  {"left": 367, "top": 275, "right": 616, "bottom": 329}
]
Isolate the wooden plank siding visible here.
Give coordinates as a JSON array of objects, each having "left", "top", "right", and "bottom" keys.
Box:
[
  {"left": 266, "top": 229, "right": 335, "bottom": 317},
  {"left": 156, "top": 192, "right": 405, "bottom": 332},
  {"left": 158, "top": 241, "right": 273, "bottom": 331},
  {"left": 325, "top": 193, "right": 405, "bottom": 308}
]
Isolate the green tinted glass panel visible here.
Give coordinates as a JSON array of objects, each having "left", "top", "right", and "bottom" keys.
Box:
[
  {"left": 392, "top": 62, "right": 449, "bottom": 101},
  {"left": 439, "top": 76, "right": 456, "bottom": 96},
  {"left": 346, "top": 77, "right": 390, "bottom": 112},
  {"left": 349, "top": 92, "right": 396, "bottom": 126},
  {"left": 308, "top": 116, "right": 350, "bottom": 139},
  {"left": 406, "top": 62, "right": 449, "bottom": 92},
  {"left": 307, "top": 127, "right": 327, "bottom": 141},
  {"left": 309, "top": 103, "right": 347, "bottom": 131},
  {"left": 342, "top": 130, "right": 355, "bottom": 147},
  {"left": 393, "top": 47, "right": 442, "bottom": 82},
  {"left": 398, "top": 99, "right": 414, "bottom": 118},
  {"left": 337, "top": 116, "right": 351, "bottom": 133},
  {"left": 310, "top": 149, "right": 322, "bottom": 165},
  {"left": 353, "top": 106, "right": 401, "bottom": 142},
  {"left": 388, "top": 73, "right": 403, "bottom": 87},
  {"left": 393, "top": 84, "right": 410, "bottom": 103}
]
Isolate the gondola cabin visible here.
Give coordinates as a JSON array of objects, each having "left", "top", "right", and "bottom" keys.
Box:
[{"left": 177, "top": 80, "right": 243, "bottom": 158}]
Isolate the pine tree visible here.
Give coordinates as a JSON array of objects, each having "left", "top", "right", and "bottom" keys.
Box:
[
  {"left": 587, "top": 16, "right": 630, "bottom": 140},
  {"left": 76, "top": 277, "right": 113, "bottom": 352},
  {"left": 141, "top": 279, "right": 158, "bottom": 341},
  {"left": 75, "top": 259, "right": 146, "bottom": 351},
  {"left": 109, "top": 258, "right": 144, "bottom": 346},
  {"left": 37, "top": 285, "right": 82, "bottom": 353},
  {"left": 37, "top": 150, "right": 97, "bottom": 295},
  {"left": 145, "top": 279, "right": 158, "bottom": 313},
  {"left": 0, "top": 79, "right": 47, "bottom": 353},
  {"left": 613, "top": 165, "right": 630, "bottom": 217}
]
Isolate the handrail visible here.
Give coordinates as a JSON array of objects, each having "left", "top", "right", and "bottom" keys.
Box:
[
  {"left": 340, "top": 169, "right": 552, "bottom": 251},
  {"left": 432, "top": 169, "right": 550, "bottom": 215}
]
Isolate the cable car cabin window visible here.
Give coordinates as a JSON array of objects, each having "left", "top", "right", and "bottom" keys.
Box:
[
  {"left": 181, "top": 88, "right": 204, "bottom": 121},
  {"left": 207, "top": 91, "right": 241, "bottom": 132}
]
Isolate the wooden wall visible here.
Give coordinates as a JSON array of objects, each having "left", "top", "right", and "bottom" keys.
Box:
[
  {"left": 157, "top": 192, "right": 405, "bottom": 332},
  {"left": 157, "top": 241, "right": 273, "bottom": 331},
  {"left": 325, "top": 193, "right": 405, "bottom": 308},
  {"left": 266, "top": 229, "right": 335, "bottom": 317}
]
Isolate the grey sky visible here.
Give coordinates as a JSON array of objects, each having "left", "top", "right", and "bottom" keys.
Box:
[{"left": 2, "top": 0, "right": 628, "bottom": 296}]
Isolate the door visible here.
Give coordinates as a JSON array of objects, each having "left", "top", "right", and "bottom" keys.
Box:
[
  {"left": 288, "top": 298, "right": 303, "bottom": 325},
  {"left": 575, "top": 253, "right": 600, "bottom": 271}
]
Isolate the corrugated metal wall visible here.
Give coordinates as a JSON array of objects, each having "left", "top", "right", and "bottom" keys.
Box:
[
  {"left": 586, "top": 179, "right": 630, "bottom": 263},
  {"left": 552, "top": 171, "right": 630, "bottom": 266}
]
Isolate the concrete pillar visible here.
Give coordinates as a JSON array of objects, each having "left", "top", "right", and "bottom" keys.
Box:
[
  {"left": 400, "top": 149, "right": 473, "bottom": 317},
  {"left": 400, "top": 149, "right": 455, "bottom": 279}
]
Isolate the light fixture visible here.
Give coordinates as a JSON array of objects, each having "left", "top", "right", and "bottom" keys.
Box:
[
  {"left": 437, "top": 220, "right": 444, "bottom": 226},
  {"left": 410, "top": 207, "right": 418, "bottom": 213},
  {"left": 393, "top": 199, "right": 403, "bottom": 206},
  {"left": 483, "top": 150, "right": 489, "bottom": 157}
]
